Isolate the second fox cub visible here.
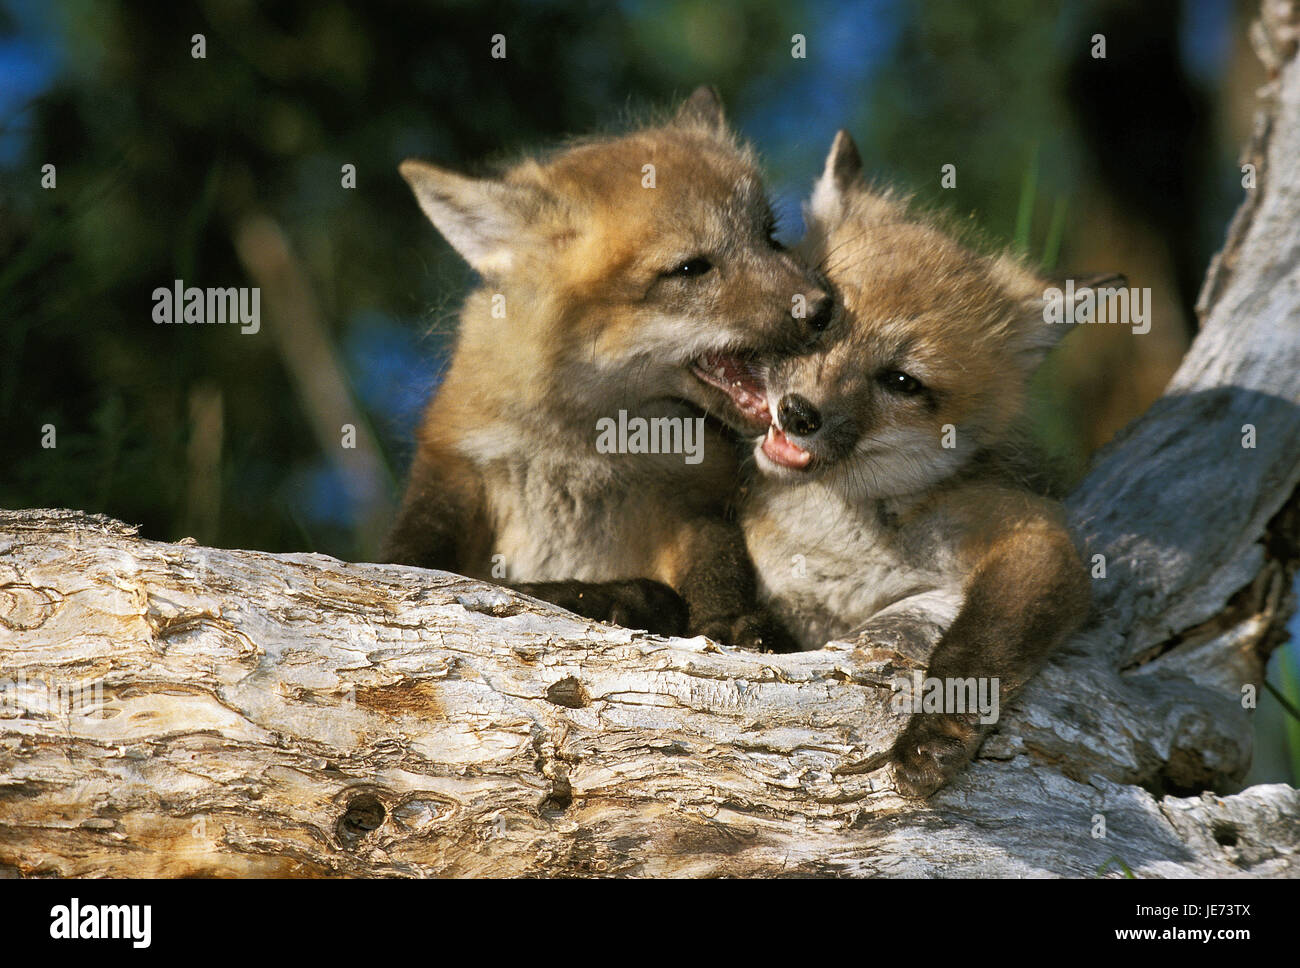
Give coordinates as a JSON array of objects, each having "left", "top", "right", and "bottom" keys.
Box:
[
  {"left": 741, "top": 131, "right": 1097, "bottom": 795},
  {"left": 385, "top": 88, "right": 832, "bottom": 649}
]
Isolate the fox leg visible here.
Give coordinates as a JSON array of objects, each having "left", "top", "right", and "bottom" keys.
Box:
[
  {"left": 382, "top": 448, "right": 487, "bottom": 573},
  {"left": 386, "top": 451, "right": 689, "bottom": 635},
  {"left": 889, "top": 519, "right": 1090, "bottom": 798},
  {"left": 666, "top": 517, "right": 799, "bottom": 653},
  {"left": 511, "top": 578, "right": 688, "bottom": 637}
]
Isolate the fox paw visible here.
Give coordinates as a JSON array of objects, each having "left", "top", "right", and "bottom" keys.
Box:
[
  {"left": 514, "top": 578, "right": 688, "bottom": 638},
  {"left": 890, "top": 714, "right": 983, "bottom": 799},
  {"left": 695, "top": 608, "right": 799, "bottom": 653}
]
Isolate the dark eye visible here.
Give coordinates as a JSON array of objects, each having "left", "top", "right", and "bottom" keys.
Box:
[
  {"left": 666, "top": 257, "right": 713, "bottom": 278},
  {"left": 879, "top": 370, "right": 924, "bottom": 395}
]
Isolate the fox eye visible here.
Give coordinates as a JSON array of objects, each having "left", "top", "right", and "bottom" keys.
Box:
[
  {"left": 665, "top": 257, "right": 714, "bottom": 278},
  {"left": 879, "top": 369, "right": 924, "bottom": 395}
]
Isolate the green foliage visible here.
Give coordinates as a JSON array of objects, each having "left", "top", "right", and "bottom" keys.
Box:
[
  {"left": 1097, "top": 854, "right": 1137, "bottom": 878},
  {"left": 1266, "top": 651, "right": 1300, "bottom": 785}
]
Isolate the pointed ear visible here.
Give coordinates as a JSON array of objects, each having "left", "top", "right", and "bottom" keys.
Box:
[
  {"left": 1016, "top": 270, "right": 1128, "bottom": 364},
  {"left": 674, "top": 85, "right": 727, "bottom": 132},
  {"left": 807, "top": 129, "right": 863, "bottom": 227},
  {"left": 399, "top": 159, "right": 547, "bottom": 277},
  {"left": 1068, "top": 272, "right": 1128, "bottom": 296}
]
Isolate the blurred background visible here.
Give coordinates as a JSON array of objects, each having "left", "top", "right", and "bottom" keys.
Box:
[{"left": 0, "top": 0, "right": 1296, "bottom": 785}]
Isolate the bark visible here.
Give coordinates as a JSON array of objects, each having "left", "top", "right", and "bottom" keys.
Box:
[{"left": 2, "top": 6, "right": 1300, "bottom": 878}]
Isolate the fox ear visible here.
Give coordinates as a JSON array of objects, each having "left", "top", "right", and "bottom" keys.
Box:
[
  {"left": 1015, "top": 270, "right": 1128, "bottom": 364},
  {"left": 399, "top": 159, "right": 546, "bottom": 276},
  {"left": 807, "top": 129, "right": 863, "bottom": 227},
  {"left": 674, "top": 85, "right": 727, "bottom": 132}
]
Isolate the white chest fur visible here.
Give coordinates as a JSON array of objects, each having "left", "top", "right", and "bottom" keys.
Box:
[
  {"left": 743, "top": 480, "right": 962, "bottom": 649},
  {"left": 461, "top": 416, "right": 732, "bottom": 584},
  {"left": 487, "top": 451, "right": 660, "bottom": 581}
]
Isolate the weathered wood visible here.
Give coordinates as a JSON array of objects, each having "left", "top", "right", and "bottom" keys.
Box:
[
  {"left": 2, "top": 4, "right": 1299, "bottom": 878},
  {"left": 0, "top": 509, "right": 1295, "bottom": 877}
]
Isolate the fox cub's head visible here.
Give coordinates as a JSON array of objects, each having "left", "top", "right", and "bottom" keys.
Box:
[
  {"left": 400, "top": 87, "right": 833, "bottom": 436},
  {"left": 754, "top": 131, "right": 1102, "bottom": 496}
]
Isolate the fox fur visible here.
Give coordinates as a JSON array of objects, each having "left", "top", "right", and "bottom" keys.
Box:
[
  {"left": 741, "top": 130, "right": 1098, "bottom": 794},
  {"left": 385, "top": 88, "right": 834, "bottom": 649}
]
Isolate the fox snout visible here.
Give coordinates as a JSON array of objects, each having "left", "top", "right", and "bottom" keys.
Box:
[
  {"left": 760, "top": 390, "right": 855, "bottom": 474},
  {"left": 765, "top": 263, "right": 836, "bottom": 353},
  {"left": 711, "top": 249, "right": 836, "bottom": 355},
  {"left": 798, "top": 282, "right": 836, "bottom": 338},
  {"left": 753, "top": 347, "right": 876, "bottom": 475},
  {"left": 776, "top": 393, "right": 822, "bottom": 436},
  {"left": 685, "top": 257, "right": 837, "bottom": 438}
]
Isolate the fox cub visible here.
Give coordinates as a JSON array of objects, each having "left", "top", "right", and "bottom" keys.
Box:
[
  {"left": 385, "top": 88, "right": 832, "bottom": 649},
  {"left": 741, "top": 131, "right": 1095, "bottom": 795}
]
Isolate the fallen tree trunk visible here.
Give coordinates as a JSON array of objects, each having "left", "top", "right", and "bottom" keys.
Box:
[
  {"left": 0, "top": 507, "right": 1295, "bottom": 877},
  {"left": 3, "top": 7, "right": 1300, "bottom": 877}
]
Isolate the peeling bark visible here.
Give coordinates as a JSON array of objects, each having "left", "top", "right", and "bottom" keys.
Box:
[{"left": 0, "top": 509, "right": 1295, "bottom": 878}]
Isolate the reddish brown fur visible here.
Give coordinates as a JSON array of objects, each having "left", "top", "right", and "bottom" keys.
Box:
[
  {"left": 743, "top": 130, "right": 1097, "bottom": 794},
  {"left": 386, "top": 91, "right": 831, "bottom": 650}
]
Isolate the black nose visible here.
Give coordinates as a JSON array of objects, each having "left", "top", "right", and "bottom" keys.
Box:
[
  {"left": 805, "top": 291, "right": 834, "bottom": 334},
  {"left": 778, "top": 393, "right": 822, "bottom": 437}
]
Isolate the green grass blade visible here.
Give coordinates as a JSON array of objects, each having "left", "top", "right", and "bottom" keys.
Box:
[
  {"left": 1013, "top": 145, "right": 1039, "bottom": 255},
  {"left": 1042, "top": 195, "right": 1068, "bottom": 272},
  {"left": 1270, "top": 647, "right": 1300, "bottom": 784},
  {"left": 1097, "top": 854, "right": 1136, "bottom": 878}
]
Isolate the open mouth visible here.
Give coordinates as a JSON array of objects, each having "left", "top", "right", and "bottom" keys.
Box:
[
  {"left": 689, "top": 352, "right": 815, "bottom": 471},
  {"left": 761, "top": 424, "right": 813, "bottom": 470},
  {"left": 690, "top": 352, "right": 771, "bottom": 426}
]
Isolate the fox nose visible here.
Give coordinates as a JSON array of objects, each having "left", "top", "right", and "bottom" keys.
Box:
[{"left": 778, "top": 393, "right": 822, "bottom": 437}]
